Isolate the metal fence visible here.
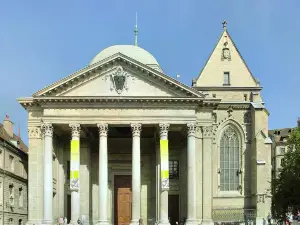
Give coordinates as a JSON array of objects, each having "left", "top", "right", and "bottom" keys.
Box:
[{"left": 212, "top": 208, "right": 256, "bottom": 225}]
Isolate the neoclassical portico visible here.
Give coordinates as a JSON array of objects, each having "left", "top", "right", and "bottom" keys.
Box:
[{"left": 37, "top": 117, "right": 214, "bottom": 225}]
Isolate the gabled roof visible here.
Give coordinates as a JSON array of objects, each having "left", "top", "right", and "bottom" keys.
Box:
[
  {"left": 195, "top": 28, "right": 259, "bottom": 86},
  {"left": 0, "top": 124, "right": 28, "bottom": 153},
  {"left": 32, "top": 53, "right": 205, "bottom": 98}
]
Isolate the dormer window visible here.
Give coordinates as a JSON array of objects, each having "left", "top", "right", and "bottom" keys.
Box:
[{"left": 223, "top": 72, "right": 230, "bottom": 86}]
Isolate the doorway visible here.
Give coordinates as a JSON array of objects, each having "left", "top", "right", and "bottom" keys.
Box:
[
  {"left": 114, "top": 175, "right": 132, "bottom": 225},
  {"left": 168, "top": 195, "right": 179, "bottom": 225}
]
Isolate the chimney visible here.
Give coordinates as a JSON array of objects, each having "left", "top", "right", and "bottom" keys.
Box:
[{"left": 3, "top": 115, "right": 14, "bottom": 138}]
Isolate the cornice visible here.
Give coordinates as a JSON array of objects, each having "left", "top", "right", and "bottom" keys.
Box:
[
  {"left": 217, "top": 102, "right": 252, "bottom": 110},
  {"left": 31, "top": 54, "right": 205, "bottom": 98},
  {"left": 18, "top": 96, "right": 220, "bottom": 110},
  {"left": 193, "top": 86, "right": 262, "bottom": 91}
]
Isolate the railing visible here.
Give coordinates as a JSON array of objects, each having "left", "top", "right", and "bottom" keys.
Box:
[{"left": 212, "top": 208, "right": 256, "bottom": 225}]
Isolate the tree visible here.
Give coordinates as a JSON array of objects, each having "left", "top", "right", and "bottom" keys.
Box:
[{"left": 271, "top": 127, "right": 300, "bottom": 220}]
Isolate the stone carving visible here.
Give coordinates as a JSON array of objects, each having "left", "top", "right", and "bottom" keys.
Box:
[
  {"left": 159, "top": 123, "right": 170, "bottom": 138},
  {"left": 97, "top": 123, "right": 108, "bottom": 137},
  {"left": 227, "top": 106, "right": 233, "bottom": 117},
  {"left": 69, "top": 123, "right": 81, "bottom": 138},
  {"left": 222, "top": 126, "right": 238, "bottom": 139},
  {"left": 107, "top": 66, "right": 129, "bottom": 94},
  {"left": 244, "top": 111, "right": 252, "bottom": 124},
  {"left": 221, "top": 34, "right": 231, "bottom": 61},
  {"left": 187, "top": 123, "right": 197, "bottom": 136},
  {"left": 212, "top": 113, "right": 217, "bottom": 123},
  {"left": 131, "top": 123, "right": 142, "bottom": 137},
  {"left": 202, "top": 126, "right": 213, "bottom": 138},
  {"left": 41, "top": 123, "right": 53, "bottom": 137},
  {"left": 28, "top": 127, "right": 41, "bottom": 139},
  {"left": 257, "top": 194, "right": 265, "bottom": 203}
]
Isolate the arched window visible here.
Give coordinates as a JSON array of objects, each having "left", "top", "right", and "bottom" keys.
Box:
[{"left": 220, "top": 126, "right": 240, "bottom": 191}]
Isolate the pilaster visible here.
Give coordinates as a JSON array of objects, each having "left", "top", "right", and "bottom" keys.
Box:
[
  {"left": 27, "top": 126, "right": 43, "bottom": 225},
  {"left": 201, "top": 126, "right": 214, "bottom": 225}
]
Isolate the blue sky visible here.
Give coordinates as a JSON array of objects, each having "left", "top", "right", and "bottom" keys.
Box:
[{"left": 0, "top": 0, "right": 299, "bottom": 144}]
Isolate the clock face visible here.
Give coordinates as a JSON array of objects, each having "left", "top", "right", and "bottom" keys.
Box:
[{"left": 223, "top": 48, "right": 230, "bottom": 59}]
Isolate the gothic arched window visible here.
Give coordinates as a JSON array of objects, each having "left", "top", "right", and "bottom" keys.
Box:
[{"left": 220, "top": 126, "right": 240, "bottom": 191}]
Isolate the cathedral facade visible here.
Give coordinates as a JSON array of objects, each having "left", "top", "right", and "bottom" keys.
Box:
[{"left": 19, "top": 23, "right": 272, "bottom": 225}]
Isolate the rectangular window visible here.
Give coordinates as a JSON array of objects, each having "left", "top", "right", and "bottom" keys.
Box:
[
  {"left": 19, "top": 187, "right": 23, "bottom": 207},
  {"left": 67, "top": 161, "right": 70, "bottom": 181},
  {"left": 280, "top": 147, "right": 285, "bottom": 155},
  {"left": 9, "top": 184, "right": 14, "bottom": 206},
  {"left": 223, "top": 72, "right": 230, "bottom": 86},
  {"left": 9, "top": 155, "right": 14, "bottom": 172},
  {"left": 169, "top": 160, "right": 179, "bottom": 179}
]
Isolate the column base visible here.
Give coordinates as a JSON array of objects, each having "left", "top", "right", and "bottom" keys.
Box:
[
  {"left": 157, "top": 220, "right": 171, "bottom": 225},
  {"left": 130, "top": 220, "right": 139, "bottom": 225},
  {"left": 26, "top": 220, "right": 43, "bottom": 225},
  {"left": 42, "top": 221, "right": 53, "bottom": 225},
  {"left": 95, "top": 221, "right": 110, "bottom": 225},
  {"left": 201, "top": 219, "right": 214, "bottom": 225},
  {"left": 255, "top": 217, "right": 265, "bottom": 225},
  {"left": 185, "top": 219, "right": 199, "bottom": 225}
]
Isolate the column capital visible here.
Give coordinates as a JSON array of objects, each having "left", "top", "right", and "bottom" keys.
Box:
[
  {"left": 41, "top": 123, "right": 53, "bottom": 137},
  {"left": 131, "top": 123, "right": 142, "bottom": 137},
  {"left": 159, "top": 123, "right": 170, "bottom": 138},
  {"left": 97, "top": 123, "right": 108, "bottom": 137},
  {"left": 202, "top": 126, "right": 213, "bottom": 138},
  {"left": 187, "top": 123, "right": 197, "bottom": 137},
  {"left": 69, "top": 123, "right": 81, "bottom": 138}
]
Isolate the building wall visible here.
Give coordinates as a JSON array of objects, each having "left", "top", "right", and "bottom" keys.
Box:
[{"left": 0, "top": 141, "right": 28, "bottom": 225}]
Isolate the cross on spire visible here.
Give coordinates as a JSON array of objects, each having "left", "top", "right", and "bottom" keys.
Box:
[
  {"left": 222, "top": 20, "right": 227, "bottom": 30},
  {"left": 134, "top": 12, "right": 138, "bottom": 46}
]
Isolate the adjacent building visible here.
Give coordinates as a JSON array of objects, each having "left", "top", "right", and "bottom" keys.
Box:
[
  {"left": 19, "top": 22, "right": 272, "bottom": 225},
  {"left": 0, "top": 116, "right": 28, "bottom": 225}
]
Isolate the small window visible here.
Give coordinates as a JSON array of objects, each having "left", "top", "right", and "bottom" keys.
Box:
[
  {"left": 19, "top": 187, "right": 23, "bottom": 207},
  {"left": 169, "top": 160, "right": 179, "bottom": 179},
  {"left": 244, "top": 94, "right": 248, "bottom": 101},
  {"left": 9, "top": 218, "right": 13, "bottom": 225},
  {"left": 9, "top": 184, "right": 14, "bottom": 206},
  {"left": 67, "top": 161, "right": 70, "bottom": 181},
  {"left": 9, "top": 155, "right": 14, "bottom": 172},
  {"left": 223, "top": 72, "right": 230, "bottom": 86},
  {"left": 212, "top": 94, "right": 216, "bottom": 98},
  {"left": 19, "top": 219, "right": 22, "bottom": 225},
  {"left": 280, "top": 147, "right": 285, "bottom": 155}
]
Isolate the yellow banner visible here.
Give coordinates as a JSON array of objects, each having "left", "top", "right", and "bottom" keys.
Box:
[
  {"left": 160, "top": 140, "right": 169, "bottom": 190},
  {"left": 70, "top": 140, "right": 80, "bottom": 190}
]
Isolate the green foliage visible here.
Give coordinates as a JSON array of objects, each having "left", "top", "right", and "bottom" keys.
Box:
[{"left": 271, "top": 127, "right": 300, "bottom": 220}]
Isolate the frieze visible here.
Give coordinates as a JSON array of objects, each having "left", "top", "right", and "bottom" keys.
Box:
[
  {"left": 217, "top": 104, "right": 251, "bottom": 110},
  {"left": 198, "top": 111, "right": 211, "bottom": 120},
  {"left": 28, "top": 127, "right": 42, "bottom": 139}
]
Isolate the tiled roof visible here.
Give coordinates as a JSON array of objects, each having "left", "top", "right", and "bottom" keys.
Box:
[
  {"left": 0, "top": 124, "right": 28, "bottom": 153},
  {"left": 269, "top": 128, "right": 293, "bottom": 144}
]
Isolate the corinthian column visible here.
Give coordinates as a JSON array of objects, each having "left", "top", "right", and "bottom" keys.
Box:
[
  {"left": 130, "top": 124, "right": 142, "bottom": 225},
  {"left": 97, "top": 124, "right": 109, "bottom": 225},
  {"left": 185, "top": 123, "right": 197, "bottom": 225},
  {"left": 202, "top": 126, "right": 214, "bottom": 225},
  {"left": 69, "top": 123, "right": 81, "bottom": 225},
  {"left": 41, "top": 123, "right": 53, "bottom": 224},
  {"left": 158, "top": 123, "right": 170, "bottom": 225}
]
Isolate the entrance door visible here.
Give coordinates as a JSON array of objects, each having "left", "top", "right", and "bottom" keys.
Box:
[
  {"left": 114, "top": 175, "right": 132, "bottom": 225},
  {"left": 168, "top": 195, "right": 179, "bottom": 225}
]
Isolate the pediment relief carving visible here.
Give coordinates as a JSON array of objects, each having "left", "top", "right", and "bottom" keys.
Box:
[{"left": 33, "top": 57, "right": 204, "bottom": 98}]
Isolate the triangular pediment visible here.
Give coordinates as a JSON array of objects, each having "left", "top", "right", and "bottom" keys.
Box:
[
  {"left": 195, "top": 29, "right": 259, "bottom": 87},
  {"left": 33, "top": 54, "right": 204, "bottom": 98}
]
